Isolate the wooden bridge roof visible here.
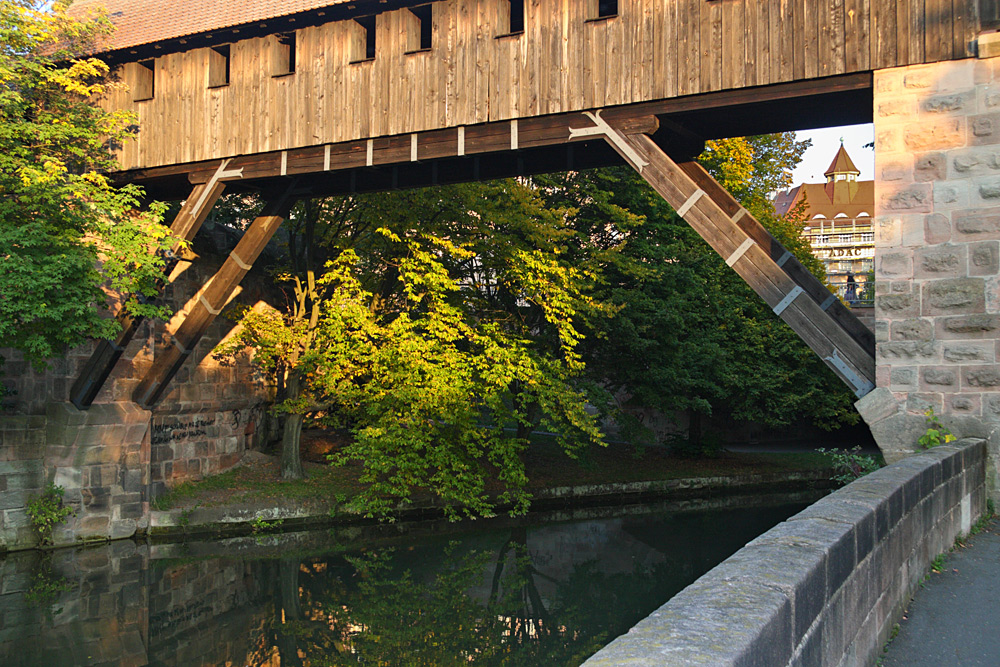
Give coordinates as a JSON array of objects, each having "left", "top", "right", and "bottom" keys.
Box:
[{"left": 68, "top": 0, "right": 351, "bottom": 52}]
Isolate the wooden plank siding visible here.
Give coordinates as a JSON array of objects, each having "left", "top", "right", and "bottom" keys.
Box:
[{"left": 99, "top": 0, "right": 983, "bottom": 172}]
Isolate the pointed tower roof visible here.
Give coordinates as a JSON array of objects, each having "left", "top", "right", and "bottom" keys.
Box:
[{"left": 824, "top": 144, "right": 861, "bottom": 178}]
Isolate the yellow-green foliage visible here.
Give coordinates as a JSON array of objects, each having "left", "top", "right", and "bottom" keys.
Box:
[
  {"left": 26, "top": 483, "right": 74, "bottom": 546},
  {"left": 918, "top": 408, "right": 957, "bottom": 449},
  {"left": 0, "top": 1, "right": 173, "bottom": 369},
  {"left": 217, "top": 182, "right": 609, "bottom": 518}
]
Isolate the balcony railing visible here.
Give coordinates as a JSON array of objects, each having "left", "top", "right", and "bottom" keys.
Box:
[
  {"left": 830, "top": 281, "right": 874, "bottom": 307},
  {"left": 806, "top": 233, "right": 875, "bottom": 247}
]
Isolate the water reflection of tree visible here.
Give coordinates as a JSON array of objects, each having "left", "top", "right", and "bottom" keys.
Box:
[{"left": 249, "top": 529, "right": 681, "bottom": 666}]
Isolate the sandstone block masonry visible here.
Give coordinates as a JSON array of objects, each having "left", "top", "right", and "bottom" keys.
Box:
[
  {"left": 865, "top": 56, "right": 1000, "bottom": 498},
  {"left": 0, "top": 229, "right": 278, "bottom": 550}
]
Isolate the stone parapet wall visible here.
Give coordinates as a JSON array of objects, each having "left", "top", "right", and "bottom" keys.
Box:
[{"left": 583, "top": 439, "right": 986, "bottom": 667}]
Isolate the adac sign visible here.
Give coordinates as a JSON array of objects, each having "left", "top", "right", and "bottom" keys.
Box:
[{"left": 825, "top": 247, "right": 872, "bottom": 258}]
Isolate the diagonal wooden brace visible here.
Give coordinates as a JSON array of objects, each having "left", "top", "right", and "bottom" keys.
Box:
[
  {"left": 594, "top": 121, "right": 876, "bottom": 398},
  {"left": 675, "top": 158, "right": 876, "bottom": 356},
  {"left": 69, "top": 168, "right": 234, "bottom": 409},
  {"left": 132, "top": 186, "right": 297, "bottom": 408}
]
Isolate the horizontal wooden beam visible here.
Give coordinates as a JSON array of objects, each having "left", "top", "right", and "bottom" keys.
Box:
[{"left": 118, "top": 73, "right": 871, "bottom": 191}]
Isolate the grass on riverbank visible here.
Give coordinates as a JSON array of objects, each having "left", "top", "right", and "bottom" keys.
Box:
[{"left": 150, "top": 431, "right": 833, "bottom": 512}]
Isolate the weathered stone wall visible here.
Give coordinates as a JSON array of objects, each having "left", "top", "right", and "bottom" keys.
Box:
[
  {"left": 0, "top": 229, "right": 278, "bottom": 550},
  {"left": 583, "top": 438, "right": 987, "bottom": 667},
  {"left": 862, "top": 56, "right": 1000, "bottom": 496}
]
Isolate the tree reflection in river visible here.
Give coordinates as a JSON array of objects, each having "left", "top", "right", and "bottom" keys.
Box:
[
  {"left": 257, "top": 539, "right": 618, "bottom": 665},
  {"left": 251, "top": 520, "right": 732, "bottom": 666}
]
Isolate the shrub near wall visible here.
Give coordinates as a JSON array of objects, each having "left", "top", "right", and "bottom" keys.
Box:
[{"left": 584, "top": 439, "right": 986, "bottom": 667}]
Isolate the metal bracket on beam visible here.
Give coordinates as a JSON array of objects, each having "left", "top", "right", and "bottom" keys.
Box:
[
  {"left": 191, "top": 159, "right": 243, "bottom": 215},
  {"left": 676, "top": 189, "right": 705, "bottom": 217},
  {"left": 725, "top": 238, "right": 755, "bottom": 267},
  {"left": 568, "top": 110, "right": 649, "bottom": 172},
  {"left": 824, "top": 348, "right": 875, "bottom": 398},
  {"left": 199, "top": 294, "right": 221, "bottom": 316},
  {"left": 773, "top": 286, "right": 804, "bottom": 316},
  {"left": 170, "top": 335, "right": 191, "bottom": 356},
  {"left": 230, "top": 252, "right": 252, "bottom": 271},
  {"left": 820, "top": 294, "right": 838, "bottom": 311}
]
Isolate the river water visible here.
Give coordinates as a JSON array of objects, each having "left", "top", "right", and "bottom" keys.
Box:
[{"left": 0, "top": 489, "right": 825, "bottom": 666}]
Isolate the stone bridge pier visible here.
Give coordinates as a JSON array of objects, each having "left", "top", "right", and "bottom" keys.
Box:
[{"left": 861, "top": 53, "right": 1000, "bottom": 500}]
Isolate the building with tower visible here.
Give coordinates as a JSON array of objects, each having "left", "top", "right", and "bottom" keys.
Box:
[{"left": 773, "top": 144, "right": 874, "bottom": 303}]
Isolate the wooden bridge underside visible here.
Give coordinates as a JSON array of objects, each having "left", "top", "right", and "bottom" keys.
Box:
[{"left": 73, "top": 73, "right": 877, "bottom": 409}]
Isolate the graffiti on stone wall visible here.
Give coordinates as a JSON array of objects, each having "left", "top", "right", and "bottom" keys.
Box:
[
  {"left": 151, "top": 417, "right": 216, "bottom": 445},
  {"left": 230, "top": 403, "right": 266, "bottom": 437}
]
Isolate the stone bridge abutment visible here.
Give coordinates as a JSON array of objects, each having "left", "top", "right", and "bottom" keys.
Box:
[{"left": 860, "top": 55, "right": 1000, "bottom": 502}]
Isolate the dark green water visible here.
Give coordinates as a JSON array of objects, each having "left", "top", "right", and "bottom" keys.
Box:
[{"left": 0, "top": 490, "right": 823, "bottom": 666}]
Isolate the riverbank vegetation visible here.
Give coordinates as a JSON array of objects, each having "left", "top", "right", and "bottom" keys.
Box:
[{"left": 148, "top": 441, "right": 833, "bottom": 512}]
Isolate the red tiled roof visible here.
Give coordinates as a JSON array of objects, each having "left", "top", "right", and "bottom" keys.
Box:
[
  {"left": 773, "top": 181, "right": 873, "bottom": 218},
  {"left": 824, "top": 144, "right": 861, "bottom": 177},
  {"left": 68, "top": 0, "right": 348, "bottom": 52}
]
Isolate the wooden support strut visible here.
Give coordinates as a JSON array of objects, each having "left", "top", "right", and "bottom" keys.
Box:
[
  {"left": 673, "top": 158, "right": 876, "bottom": 356},
  {"left": 68, "top": 161, "right": 239, "bottom": 408},
  {"left": 580, "top": 115, "right": 876, "bottom": 398},
  {"left": 131, "top": 184, "right": 297, "bottom": 409}
]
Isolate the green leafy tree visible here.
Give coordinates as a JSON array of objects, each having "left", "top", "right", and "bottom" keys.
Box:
[
  {"left": 539, "top": 166, "right": 729, "bottom": 445},
  {"left": 700, "top": 135, "right": 857, "bottom": 431},
  {"left": 219, "top": 181, "right": 606, "bottom": 513},
  {"left": 215, "top": 195, "right": 367, "bottom": 479},
  {"left": 0, "top": 1, "right": 171, "bottom": 370}
]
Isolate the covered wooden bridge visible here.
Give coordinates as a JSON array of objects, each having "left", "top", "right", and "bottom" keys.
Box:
[{"left": 67, "top": 0, "right": 999, "bottom": 412}]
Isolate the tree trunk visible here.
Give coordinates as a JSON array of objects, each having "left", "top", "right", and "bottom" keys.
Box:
[
  {"left": 281, "top": 373, "right": 305, "bottom": 480},
  {"left": 688, "top": 408, "right": 703, "bottom": 445},
  {"left": 514, "top": 386, "right": 540, "bottom": 441},
  {"left": 274, "top": 558, "right": 304, "bottom": 667}
]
